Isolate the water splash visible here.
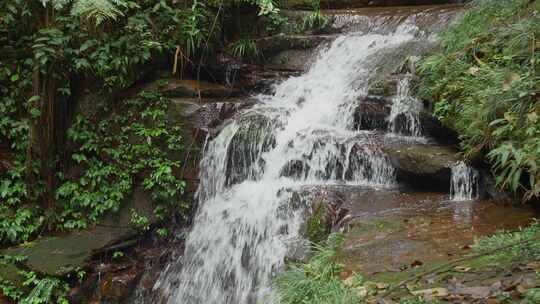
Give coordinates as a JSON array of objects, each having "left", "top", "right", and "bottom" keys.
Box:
[
  {"left": 450, "top": 161, "right": 479, "bottom": 201},
  {"left": 387, "top": 75, "right": 423, "bottom": 139}
]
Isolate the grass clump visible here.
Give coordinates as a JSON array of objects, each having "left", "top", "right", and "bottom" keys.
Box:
[
  {"left": 275, "top": 234, "right": 361, "bottom": 304},
  {"left": 473, "top": 221, "right": 540, "bottom": 262},
  {"left": 417, "top": 0, "right": 540, "bottom": 200},
  {"left": 228, "top": 38, "right": 260, "bottom": 61}
]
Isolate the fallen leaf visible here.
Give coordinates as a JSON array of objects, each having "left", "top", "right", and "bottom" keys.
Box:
[
  {"left": 468, "top": 66, "right": 480, "bottom": 76},
  {"left": 527, "top": 112, "right": 538, "bottom": 123},
  {"left": 354, "top": 286, "right": 368, "bottom": 298},
  {"left": 376, "top": 282, "right": 389, "bottom": 290},
  {"left": 454, "top": 266, "right": 471, "bottom": 272}
]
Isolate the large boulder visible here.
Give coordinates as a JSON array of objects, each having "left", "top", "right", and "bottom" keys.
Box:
[
  {"left": 382, "top": 143, "right": 459, "bottom": 190},
  {"left": 0, "top": 187, "right": 157, "bottom": 277}
]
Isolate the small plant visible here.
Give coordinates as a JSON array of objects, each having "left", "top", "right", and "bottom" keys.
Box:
[
  {"left": 525, "top": 288, "right": 540, "bottom": 304},
  {"left": 302, "top": 0, "right": 328, "bottom": 31},
  {"left": 229, "top": 38, "right": 260, "bottom": 60},
  {"left": 473, "top": 221, "right": 540, "bottom": 262},
  {"left": 112, "top": 251, "right": 124, "bottom": 259},
  {"left": 275, "top": 234, "right": 361, "bottom": 304},
  {"left": 130, "top": 209, "right": 150, "bottom": 232}
]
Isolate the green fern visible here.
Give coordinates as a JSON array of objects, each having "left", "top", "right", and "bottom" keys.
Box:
[
  {"left": 39, "top": 0, "right": 132, "bottom": 25},
  {"left": 275, "top": 234, "right": 361, "bottom": 304}
]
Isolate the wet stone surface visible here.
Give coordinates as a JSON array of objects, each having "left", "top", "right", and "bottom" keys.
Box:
[{"left": 326, "top": 187, "right": 538, "bottom": 276}]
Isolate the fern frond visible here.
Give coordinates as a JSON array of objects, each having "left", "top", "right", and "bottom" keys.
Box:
[{"left": 70, "top": 0, "right": 129, "bottom": 25}]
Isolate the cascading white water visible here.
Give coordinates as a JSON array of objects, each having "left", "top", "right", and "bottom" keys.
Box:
[
  {"left": 153, "top": 9, "right": 459, "bottom": 304},
  {"left": 387, "top": 74, "right": 424, "bottom": 139},
  {"left": 450, "top": 161, "right": 479, "bottom": 201}
]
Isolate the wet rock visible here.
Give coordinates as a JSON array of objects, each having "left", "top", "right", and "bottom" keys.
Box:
[
  {"left": 147, "top": 78, "right": 242, "bottom": 99},
  {"left": 255, "top": 34, "right": 331, "bottom": 57},
  {"left": 168, "top": 97, "right": 256, "bottom": 130},
  {"left": 367, "top": 76, "right": 402, "bottom": 97},
  {"left": 224, "top": 113, "right": 278, "bottom": 187},
  {"left": 100, "top": 267, "right": 142, "bottom": 302},
  {"left": 0, "top": 187, "right": 156, "bottom": 277},
  {"left": 280, "top": 160, "right": 311, "bottom": 179},
  {"left": 354, "top": 96, "right": 391, "bottom": 130},
  {"left": 267, "top": 48, "right": 318, "bottom": 72},
  {"left": 382, "top": 144, "right": 458, "bottom": 190},
  {"left": 418, "top": 111, "right": 458, "bottom": 144},
  {"left": 282, "top": 0, "right": 464, "bottom": 9}
]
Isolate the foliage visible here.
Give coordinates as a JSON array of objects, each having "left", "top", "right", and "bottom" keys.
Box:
[
  {"left": 417, "top": 0, "right": 540, "bottom": 200},
  {"left": 526, "top": 288, "right": 540, "bottom": 304},
  {"left": 306, "top": 201, "right": 330, "bottom": 244},
  {"left": 56, "top": 90, "right": 187, "bottom": 230},
  {"left": 0, "top": 0, "right": 194, "bottom": 244},
  {"left": 19, "top": 271, "right": 69, "bottom": 304},
  {"left": 302, "top": 0, "right": 327, "bottom": 30},
  {"left": 0, "top": 254, "right": 69, "bottom": 303},
  {"left": 474, "top": 221, "right": 540, "bottom": 261},
  {"left": 229, "top": 38, "right": 260, "bottom": 60},
  {"left": 275, "top": 234, "right": 361, "bottom": 304}
]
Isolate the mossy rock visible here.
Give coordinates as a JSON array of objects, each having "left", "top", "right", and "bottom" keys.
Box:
[
  {"left": 0, "top": 187, "right": 156, "bottom": 277},
  {"left": 306, "top": 200, "right": 332, "bottom": 244},
  {"left": 382, "top": 144, "right": 459, "bottom": 190}
]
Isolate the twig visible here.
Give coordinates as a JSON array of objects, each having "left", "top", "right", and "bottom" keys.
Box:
[{"left": 379, "top": 233, "right": 540, "bottom": 299}]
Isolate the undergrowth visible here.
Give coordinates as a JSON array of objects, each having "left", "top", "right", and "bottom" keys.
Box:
[
  {"left": 474, "top": 221, "right": 540, "bottom": 262},
  {"left": 275, "top": 234, "right": 361, "bottom": 304},
  {"left": 56, "top": 89, "right": 188, "bottom": 231},
  {"left": 417, "top": 0, "right": 540, "bottom": 200},
  {"left": 0, "top": 254, "right": 70, "bottom": 303}
]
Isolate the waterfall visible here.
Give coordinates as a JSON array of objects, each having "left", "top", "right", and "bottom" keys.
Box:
[
  {"left": 450, "top": 161, "right": 479, "bottom": 201},
  {"left": 153, "top": 8, "right": 459, "bottom": 304},
  {"left": 387, "top": 74, "right": 424, "bottom": 139}
]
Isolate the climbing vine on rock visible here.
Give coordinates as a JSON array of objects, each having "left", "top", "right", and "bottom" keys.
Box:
[{"left": 57, "top": 90, "right": 188, "bottom": 230}]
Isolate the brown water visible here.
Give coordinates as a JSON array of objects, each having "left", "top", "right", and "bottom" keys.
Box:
[{"left": 336, "top": 189, "right": 537, "bottom": 275}]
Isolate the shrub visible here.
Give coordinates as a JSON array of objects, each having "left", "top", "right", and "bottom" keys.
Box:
[{"left": 417, "top": 0, "right": 540, "bottom": 200}]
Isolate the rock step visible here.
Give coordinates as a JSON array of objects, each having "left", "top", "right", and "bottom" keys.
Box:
[
  {"left": 382, "top": 142, "right": 459, "bottom": 191},
  {"left": 281, "top": 0, "right": 465, "bottom": 10},
  {"left": 353, "top": 95, "right": 457, "bottom": 144}
]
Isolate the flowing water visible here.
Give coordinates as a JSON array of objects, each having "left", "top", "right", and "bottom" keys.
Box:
[
  {"left": 153, "top": 7, "right": 463, "bottom": 304},
  {"left": 450, "top": 161, "right": 480, "bottom": 201},
  {"left": 387, "top": 74, "right": 424, "bottom": 139}
]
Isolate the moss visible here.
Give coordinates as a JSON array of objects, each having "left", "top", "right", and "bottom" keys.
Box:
[
  {"left": 347, "top": 218, "right": 402, "bottom": 238},
  {"left": 306, "top": 201, "right": 330, "bottom": 244}
]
